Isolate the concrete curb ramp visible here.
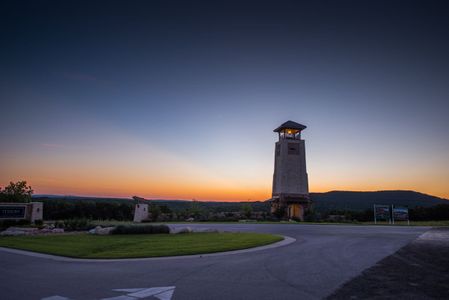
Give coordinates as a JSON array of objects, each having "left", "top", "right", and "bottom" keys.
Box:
[{"left": 0, "top": 235, "right": 296, "bottom": 262}]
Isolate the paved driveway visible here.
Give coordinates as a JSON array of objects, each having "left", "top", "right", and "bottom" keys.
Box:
[{"left": 0, "top": 224, "right": 429, "bottom": 300}]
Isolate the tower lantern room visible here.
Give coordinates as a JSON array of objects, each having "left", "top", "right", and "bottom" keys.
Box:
[
  {"left": 274, "top": 120, "right": 306, "bottom": 140},
  {"left": 271, "top": 120, "right": 311, "bottom": 220}
]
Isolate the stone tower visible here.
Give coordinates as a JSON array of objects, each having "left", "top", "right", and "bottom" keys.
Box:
[{"left": 271, "top": 120, "right": 310, "bottom": 220}]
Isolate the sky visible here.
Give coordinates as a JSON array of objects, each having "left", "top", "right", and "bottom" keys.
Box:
[{"left": 1, "top": 0, "right": 448, "bottom": 200}]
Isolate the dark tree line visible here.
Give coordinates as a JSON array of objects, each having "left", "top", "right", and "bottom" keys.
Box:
[
  {"left": 20, "top": 200, "right": 449, "bottom": 222},
  {"left": 2, "top": 181, "right": 448, "bottom": 222},
  {"left": 305, "top": 209, "right": 374, "bottom": 222},
  {"left": 409, "top": 205, "right": 449, "bottom": 221},
  {"left": 306, "top": 205, "right": 449, "bottom": 222}
]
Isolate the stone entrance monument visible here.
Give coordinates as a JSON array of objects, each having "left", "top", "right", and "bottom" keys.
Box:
[
  {"left": 270, "top": 120, "right": 311, "bottom": 220},
  {"left": 133, "top": 203, "right": 149, "bottom": 222},
  {"left": 0, "top": 202, "right": 43, "bottom": 223}
]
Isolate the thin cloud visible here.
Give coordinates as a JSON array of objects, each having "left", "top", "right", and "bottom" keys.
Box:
[{"left": 41, "top": 143, "right": 66, "bottom": 148}]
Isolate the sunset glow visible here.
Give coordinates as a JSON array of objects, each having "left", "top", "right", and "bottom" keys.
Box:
[
  {"left": 1, "top": 1, "right": 448, "bottom": 201},
  {"left": 1, "top": 119, "right": 448, "bottom": 200}
]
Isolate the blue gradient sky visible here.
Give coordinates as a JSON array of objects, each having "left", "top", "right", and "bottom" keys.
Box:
[{"left": 1, "top": 1, "right": 448, "bottom": 200}]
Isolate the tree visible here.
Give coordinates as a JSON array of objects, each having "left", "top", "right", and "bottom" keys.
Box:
[
  {"left": 241, "top": 204, "right": 253, "bottom": 219},
  {"left": 272, "top": 206, "right": 285, "bottom": 219},
  {"left": 0, "top": 180, "right": 33, "bottom": 203},
  {"left": 188, "top": 200, "right": 205, "bottom": 219},
  {"left": 149, "top": 203, "right": 161, "bottom": 221},
  {"left": 159, "top": 205, "right": 172, "bottom": 214}
]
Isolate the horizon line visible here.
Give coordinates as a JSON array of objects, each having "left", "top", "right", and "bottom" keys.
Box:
[{"left": 31, "top": 189, "right": 449, "bottom": 202}]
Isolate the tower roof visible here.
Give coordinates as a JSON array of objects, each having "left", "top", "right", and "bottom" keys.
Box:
[{"left": 273, "top": 120, "right": 307, "bottom": 132}]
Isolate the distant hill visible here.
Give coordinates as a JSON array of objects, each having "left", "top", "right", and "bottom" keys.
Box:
[
  {"left": 33, "top": 195, "right": 133, "bottom": 204},
  {"left": 310, "top": 190, "right": 448, "bottom": 212},
  {"left": 33, "top": 190, "right": 448, "bottom": 212}
]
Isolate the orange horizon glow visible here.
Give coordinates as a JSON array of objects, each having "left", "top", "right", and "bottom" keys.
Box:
[
  {"left": 1, "top": 121, "right": 448, "bottom": 201},
  {"left": 1, "top": 176, "right": 448, "bottom": 201}
]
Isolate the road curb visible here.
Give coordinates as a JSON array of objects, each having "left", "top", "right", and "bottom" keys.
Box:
[{"left": 0, "top": 235, "right": 296, "bottom": 262}]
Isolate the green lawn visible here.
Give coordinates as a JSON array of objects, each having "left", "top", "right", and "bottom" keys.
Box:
[
  {"left": 362, "top": 220, "right": 449, "bottom": 226},
  {"left": 0, "top": 232, "right": 283, "bottom": 259}
]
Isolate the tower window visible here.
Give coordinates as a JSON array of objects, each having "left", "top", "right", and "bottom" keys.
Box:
[{"left": 288, "top": 143, "right": 299, "bottom": 155}]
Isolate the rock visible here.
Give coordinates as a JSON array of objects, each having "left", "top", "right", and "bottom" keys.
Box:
[
  {"left": 88, "top": 227, "right": 98, "bottom": 234},
  {"left": 88, "top": 226, "right": 114, "bottom": 235},
  {"left": 95, "top": 226, "right": 115, "bottom": 235},
  {"left": 0, "top": 226, "right": 65, "bottom": 236},
  {"left": 43, "top": 224, "right": 55, "bottom": 229},
  {"left": 8, "top": 227, "right": 39, "bottom": 232},
  {"left": 0, "top": 229, "right": 26, "bottom": 236},
  {"left": 174, "top": 227, "right": 193, "bottom": 234},
  {"left": 0, "top": 227, "right": 38, "bottom": 236}
]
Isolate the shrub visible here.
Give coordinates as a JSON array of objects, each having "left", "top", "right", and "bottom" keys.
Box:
[
  {"left": 304, "top": 210, "right": 322, "bottom": 222},
  {"left": 0, "top": 219, "right": 30, "bottom": 229},
  {"left": 111, "top": 224, "right": 170, "bottom": 235},
  {"left": 54, "top": 220, "right": 64, "bottom": 228},
  {"left": 62, "top": 218, "right": 93, "bottom": 231}
]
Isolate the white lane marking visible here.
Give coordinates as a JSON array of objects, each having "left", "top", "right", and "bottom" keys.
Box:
[
  {"left": 128, "top": 286, "right": 175, "bottom": 299},
  {"left": 105, "top": 286, "right": 176, "bottom": 300},
  {"left": 153, "top": 289, "right": 175, "bottom": 300},
  {"left": 100, "top": 296, "right": 135, "bottom": 300},
  {"left": 41, "top": 286, "right": 176, "bottom": 300}
]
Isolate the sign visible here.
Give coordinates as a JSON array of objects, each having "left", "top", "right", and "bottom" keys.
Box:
[
  {"left": 0, "top": 205, "right": 26, "bottom": 219},
  {"left": 374, "top": 205, "right": 390, "bottom": 221},
  {"left": 392, "top": 206, "right": 409, "bottom": 222}
]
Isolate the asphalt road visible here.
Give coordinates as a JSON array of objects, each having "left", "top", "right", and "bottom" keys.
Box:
[{"left": 0, "top": 224, "right": 430, "bottom": 300}]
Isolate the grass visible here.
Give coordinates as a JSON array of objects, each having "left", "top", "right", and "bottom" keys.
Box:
[
  {"left": 92, "top": 220, "right": 351, "bottom": 226},
  {"left": 362, "top": 220, "right": 449, "bottom": 226},
  {"left": 0, "top": 232, "right": 283, "bottom": 259}
]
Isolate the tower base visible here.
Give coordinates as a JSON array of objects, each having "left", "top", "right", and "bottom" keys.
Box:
[{"left": 270, "top": 194, "right": 311, "bottom": 221}]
